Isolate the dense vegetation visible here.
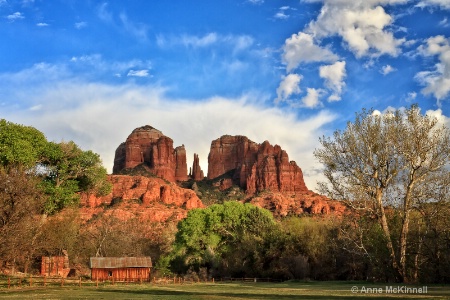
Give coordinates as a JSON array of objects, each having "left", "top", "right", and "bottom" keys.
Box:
[{"left": 0, "top": 106, "right": 449, "bottom": 284}]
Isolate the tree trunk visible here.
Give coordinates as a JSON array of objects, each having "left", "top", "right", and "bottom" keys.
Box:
[
  {"left": 376, "top": 189, "right": 403, "bottom": 282},
  {"left": 399, "top": 208, "right": 410, "bottom": 282}
]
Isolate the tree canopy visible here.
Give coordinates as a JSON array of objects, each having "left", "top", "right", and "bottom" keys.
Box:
[
  {"left": 168, "top": 201, "right": 276, "bottom": 276},
  {"left": 0, "top": 119, "right": 111, "bottom": 214},
  {"left": 314, "top": 105, "right": 450, "bottom": 282},
  {"left": 0, "top": 119, "right": 48, "bottom": 169}
]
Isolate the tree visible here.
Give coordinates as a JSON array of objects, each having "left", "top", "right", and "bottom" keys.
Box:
[
  {"left": 314, "top": 105, "right": 450, "bottom": 282},
  {"left": 40, "top": 141, "right": 111, "bottom": 214},
  {"left": 0, "top": 119, "right": 48, "bottom": 170},
  {"left": 169, "top": 201, "right": 276, "bottom": 277},
  {"left": 0, "top": 167, "right": 45, "bottom": 272}
]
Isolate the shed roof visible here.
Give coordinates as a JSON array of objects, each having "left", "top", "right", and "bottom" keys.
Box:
[{"left": 90, "top": 257, "right": 152, "bottom": 269}]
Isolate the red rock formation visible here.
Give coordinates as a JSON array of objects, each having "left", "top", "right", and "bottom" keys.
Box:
[
  {"left": 207, "top": 135, "right": 308, "bottom": 194},
  {"left": 175, "top": 145, "right": 188, "bottom": 181},
  {"left": 113, "top": 126, "right": 188, "bottom": 182},
  {"left": 249, "top": 191, "right": 346, "bottom": 217},
  {"left": 81, "top": 175, "right": 203, "bottom": 209},
  {"left": 190, "top": 153, "right": 204, "bottom": 181}
]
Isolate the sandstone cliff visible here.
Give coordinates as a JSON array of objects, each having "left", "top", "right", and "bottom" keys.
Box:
[
  {"left": 80, "top": 175, "right": 204, "bottom": 222},
  {"left": 207, "top": 135, "right": 307, "bottom": 194},
  {"left": 113, "top": 126, "right": 188, "bottom": 181}
]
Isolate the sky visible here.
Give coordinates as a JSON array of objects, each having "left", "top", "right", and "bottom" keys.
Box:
[{"left": 1, "top": 0, "right": 450, "bottom": 190}]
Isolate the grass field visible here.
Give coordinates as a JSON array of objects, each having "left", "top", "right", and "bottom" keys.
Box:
[{"left": 0, "top": 278, "right": 449, "bottom": 299}]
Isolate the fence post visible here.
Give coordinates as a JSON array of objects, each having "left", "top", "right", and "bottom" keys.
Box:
[
  {"left": 79, "top": 277, "right": 82, "bottom": 287},
  {"left": 96, "top": 277, "right": 99, "bottom": 288},
  {"left": 44, "top": 276, "right": 46, "bottom": 287},
  {"left": 61, "top": 278, "right": 64, "bottom": 287},
  {"left": 18, "top": 278, "right": 22, "bottom": 288},
  {"left": 212, "top": 278, "right": 214, "bottom": 283},
  {"left": 29, "top": 275, "right": 32, "bottom": 287},
  {"left": 7, "top": 277, "right": 10, "bottom": 289}
]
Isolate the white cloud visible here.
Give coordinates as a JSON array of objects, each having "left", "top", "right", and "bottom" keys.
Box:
[
  {"left": 275, "top": 73, "right": 302, "bottom": 103},
  {"left": 248, "top": 0, "right": 264, "bottom": 4},
  {"left": 416, "top": 35, "right": 450, "bottom": 102},
  {"left": 75, "top": 22, "right": 87, "bottom": 29},
  {"left": 439, "top": 17, "right": 449, "bottom": 27},
  {"left": 157, "top": 33, "right": 254, "bottom": 53},
  {"left": 0, "top": 0, "right": 7, "bottom": 6},
  {"left": 182, "top": 33, "right": 218, "bottom": 47},
  {"left": 319, "top": 61, "right": 346, "bottom": 100},
  {"left": 416, "top": 0, "right": 450, "bottom": 10},
  {"left": 406, "top": 91, "right": 417, "bottom": 102},
  {"left": 306, "top": 2, "right": 405, "bottom": 58},
  {"left": 300, "top": 88, "right": 323, "bottom": 108},
  {"left": 381, "top": 64, "right": 396, "bottom": 75},
  {"left": 6, "top": 12, "right": 24, "bottom": 21},
  {"left": 274, "top": 12, "right": 289, "bottom": 19},
  {"left": 282, "top": 32, "right": 338, "bottom": 72},
  {"left": 1, "top": 73, "right": 336, "bottom": 190},
  {"left": 36, "top": 22, "right": 49, "bottom": 27},
  {"left": 425, "top": 108, "right": 450, "bottom": 127},
  {"left": 127, "top": 69, "right": 150, "bottom": 77},
  {"left": 69, "top": 54, "right": 152, "bottom": 77}
]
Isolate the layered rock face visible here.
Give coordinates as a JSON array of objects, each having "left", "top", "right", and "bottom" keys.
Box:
[
  {"left": 80, "top": 175, "right": 204, "bottom": 222},
  {"left": 207, "top": 135, "right": 308, "bottom": 194},
  {"left": 113, "top": 126, "right": 188, "bottom": 181}
]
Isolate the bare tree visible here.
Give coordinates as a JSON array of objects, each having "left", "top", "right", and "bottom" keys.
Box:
[{"left": 314, "top": 105, "right": 450, "bottom": 282}]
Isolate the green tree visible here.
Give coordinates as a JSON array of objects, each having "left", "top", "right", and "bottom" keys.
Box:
[
  {"left": 41, "top": 141, "right": 111, "bottom": 214},
  {"left": 0, "top": 119, "right": 48, "bottom": 169},
  {"left": 170, "top": 201, "right": 276, "bottom": 277},
  {"left": 314, "top": 105, "right": 450, "bottom": 282}
]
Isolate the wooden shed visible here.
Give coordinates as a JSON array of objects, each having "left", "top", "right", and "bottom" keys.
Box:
[{"left": 90, "top": 257, "right": 152, "bottom": 282}]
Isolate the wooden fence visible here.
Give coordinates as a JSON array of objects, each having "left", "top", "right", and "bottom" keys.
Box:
[{"left": 0, "top": 274, "right": 283, "bottom": 290}]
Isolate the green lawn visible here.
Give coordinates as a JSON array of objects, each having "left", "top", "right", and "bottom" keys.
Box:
[{"left": 0, "top": 279, "right": 449, "bottom": 299}]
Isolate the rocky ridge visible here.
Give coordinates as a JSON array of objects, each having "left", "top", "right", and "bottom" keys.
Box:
[{"left": 82, "top": 125, "right": 345, "bottom": 222}]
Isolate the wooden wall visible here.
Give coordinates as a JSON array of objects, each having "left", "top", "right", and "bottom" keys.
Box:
[
  {"left": 91, "top": 267, "right": 151, "bottom": 282},
  {"left": 41, "top": 256, "right": 70, "bottom": 278}
]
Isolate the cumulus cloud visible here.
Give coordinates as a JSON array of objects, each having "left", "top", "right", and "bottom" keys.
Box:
[
  {"left": 127, "top": 69, "right": 150, "bottom": 77},
  {"left": 6, "top": 12, "right": 25, "bottom": 21},
  {"left": 426, "top": 108, "right": 450, "bottom": 127},
  {"left": 416, "top": 35, "right": 450, "bottom": 102},
  {"left": 381, "top": 64, "right": 396, "bottom": 75},
  {"left": 282, "top": 32, "right": 338, "bottom": 72},
  {"left": 319, "top": 61, "right": 346, "bottom": 101},
  {"left": 275, "top": 73, "right": 302, "bottom": 103},
  {"left": 300, "top": 88, "right": 323, "bottom": 108},
  {"left": 36, "top": 22, "right": 49, "bottom": 27},
  {"left": 305, "top": 1, "right": 405, "bottom": 58}
]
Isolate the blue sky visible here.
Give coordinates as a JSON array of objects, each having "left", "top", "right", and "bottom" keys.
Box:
[{"left": 1, "top": 0, "right": 450, "bottom": 189}]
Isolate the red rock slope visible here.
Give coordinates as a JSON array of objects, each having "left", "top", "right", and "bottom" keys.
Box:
[{"left": 80, "top": 175, "right": 204, "bottom": 222}]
